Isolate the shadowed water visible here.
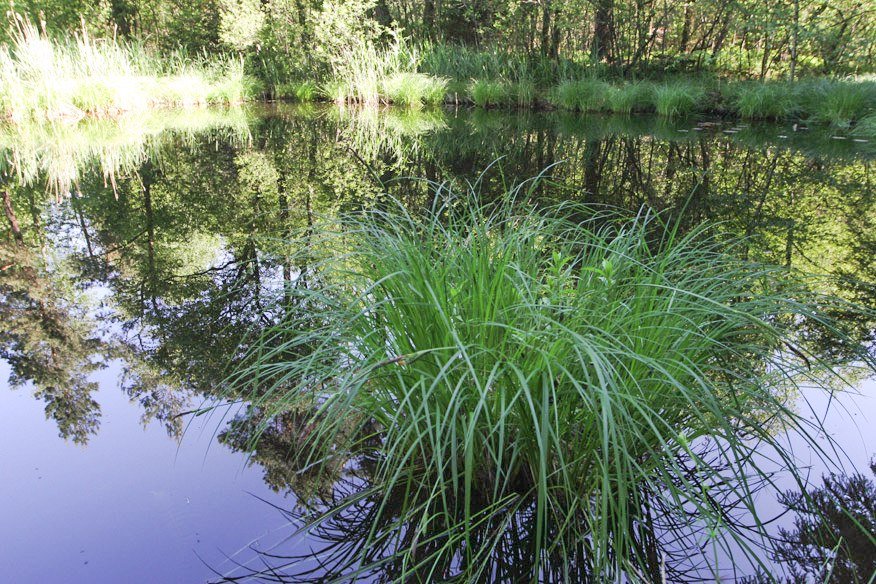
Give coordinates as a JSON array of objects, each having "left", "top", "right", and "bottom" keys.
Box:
[{"left": 0, "top": 104, "right": 873, "bottom": 583}]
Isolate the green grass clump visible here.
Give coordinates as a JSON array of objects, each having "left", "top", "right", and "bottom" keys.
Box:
[
  {"left": 552, "top": 79, "right": 612, "bottom": 112},
  {"left": 653, "top": 82, "right": 706, "bottom": 117},
  {"left": 733, "top": 82, "right": 796, "bottom": 119},
  {"left": 510, "top": 79, "right": 536, "bottom": 107},
  {"left": 607, "top": 81, "right": 654, "bottom": 114},
  {"left": 801, "top": 79, "right": 876, "bottom": 128},
  {"left": 852, "top": 113, "right": 876, "bottom": 137},
  {"left": 381, "top": 72, "right": 448, "bottom": 108},
  {"left": 469, "top": 79, "right": 510, "bottom": 108},
  {"left": 275, "top": 80, "right": 318, "bottom": 102},
  {"left": 230, "top": 186, "right": 873, "bottom": 581},
  {"left": 0, "top": 15, "right": 255, "bottom": 123}
]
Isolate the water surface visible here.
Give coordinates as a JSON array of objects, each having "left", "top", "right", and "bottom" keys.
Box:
[{"left": 1, "top": 104, "right": 874, "bottom": 582}]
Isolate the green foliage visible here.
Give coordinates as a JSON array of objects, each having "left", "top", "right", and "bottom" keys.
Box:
[
  {"left": 510, "top": 79, "right": 536, "bottom": 107},
  {"left": 275, "top": 80, "right": 318, "bottom": 101},
  {"left": 733, "top": 82, "right": 797, "bottom": 119},
  {"left": 230, "top": 187, "right": 874, "bottom": 581},
  {"left": 852, "top": 113, "right": 876, "bottom": 137},
  {"left": 469, "top": 79, "right": 510, "bottom": 108},
  {"left": 653, "top": 82, "right": 706, "bottom": 117},
  {"left": 218, "top": 0, "right": 265, "bottom": 51},
  {"left": 381, "top": 72, "right": 447, "bottom": 108},
  {"left": 0, "top": 16, "right": 256, "bottom": 122},
  {"left": 800, "top": 79, "right": 876, "bottom": 128},
  {"left": 607, "top": 81, "right": 654, "bottom": 114},
  {"left": 551, "top": 79, "right": 612, "bottom": 112}
]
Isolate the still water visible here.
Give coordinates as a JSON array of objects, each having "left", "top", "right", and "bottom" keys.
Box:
[{"left": 0, "top": 104, "right": 873, "bottom": 582}]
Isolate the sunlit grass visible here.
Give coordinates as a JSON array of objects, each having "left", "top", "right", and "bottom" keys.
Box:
[
  {"left": 381, "top": 72, "right": 448, "bottom": 108},
  {"left": 469, "top": 79, "right": 511, "bottom": 108},
  {"left": 552, "top": 79, "right": 612, "bottom": 112},
  {"left": 800, "top": 79, "right": 876, "bottom": 128},
  {"left": 0, "top": 16, "right": 256, "bottom": 123},
  {"left": 606, "top": 81, "right": 655, "bottom": 114},
  {"left": 229, "top": 185, "right": 875, "bottom": 581}
]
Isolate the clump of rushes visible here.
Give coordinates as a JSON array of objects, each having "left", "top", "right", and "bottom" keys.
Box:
[
  {"left": 653, "top": 81, "right": 706, "bottom": 117},
  {"left": 469, "top": 79, "right": 510, "bottom": 107},
  {"left": 801, "top": 79, "right": 876, "bottom": 128},
  {"left": 852, "top": 113, "right": 876, "bottom": 137},
  {"left": 275, "top": 80, "right": 318, "bottom": 102},
  {"left": 511, "top": 79, "right": 536, "bottom": 107},
  {"left": 381, "top": 72, "right": 448, "bottom": 108},
  {"left": 733, "top": 82, "right": 796, "bottom": 119},
  {"left": 552, "top": 79, "right": 612, "bottom": 111},
  {"left": 607, "top": 81, "right": 655, "bottom": 114},
  {"left": 229, "top": 186, "right": 874, "bottom": 581},
  {"left": 0, "top": 15, "right": 255, "bottom": 122}
]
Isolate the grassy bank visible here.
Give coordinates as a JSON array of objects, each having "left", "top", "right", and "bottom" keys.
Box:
[
  {"left": 271, "top": 39, "right": 876, "bottom": 131},
  {"left": 0, "top": 18, "right": 258, "bottom": 123},
  {"left": 229, "top": 189, "right": 875, "bottom": 580},
  {"left": 280, "top": 75, "right": 876, "bottom": 130}
]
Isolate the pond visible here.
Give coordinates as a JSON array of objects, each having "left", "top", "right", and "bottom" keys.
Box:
[{"left": 1, "top": 104, "right": 874, "bottom": 583}]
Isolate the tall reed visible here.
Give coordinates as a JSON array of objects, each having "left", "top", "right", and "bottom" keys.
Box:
[
  {"left": 228, "top": 184, "right": 874, "bottom": 581},
  {"left": 0, "top": 16, "right": 256, "bottom": 123}
]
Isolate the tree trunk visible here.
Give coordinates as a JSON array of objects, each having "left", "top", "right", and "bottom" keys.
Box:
[
  {"left": 423, "top": 0, "right": 436, "bottom": 37},
  {"left": 541, "top": 0, "right": 552, "bottom": 57},
  {"left": 679, "top": 5, "right": 693, "bottom": 52},
  {"left": 593, "top": 0, "right": 614, "bottom": 63},
  {"left": 789, "top": 0, "right": 799, "bottom": 81}
]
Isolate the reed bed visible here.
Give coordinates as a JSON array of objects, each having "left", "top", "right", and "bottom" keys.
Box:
[
  {"left": 228, "top": 185, "right": 874, "bottom": 581},
  {"left": 0, "top": 17, "right": 257, "bottom": 123}
]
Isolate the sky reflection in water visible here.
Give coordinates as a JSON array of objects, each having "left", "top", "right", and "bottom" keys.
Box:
[{"left": 0, "top": 105, "right": 873, "bottom": 582}]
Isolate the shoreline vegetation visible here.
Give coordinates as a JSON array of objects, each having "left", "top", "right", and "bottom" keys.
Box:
[
  {"left": 0, "top": 17, "right": 257, "bottom": 123},
  {"left": 0, "top": 16, "right": 873, "bottom": 134},
  {"left": 275, "top": 68, "right": 876, "bottom": 134}
]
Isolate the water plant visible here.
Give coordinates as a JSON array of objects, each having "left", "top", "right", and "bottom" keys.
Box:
[
  {"left": 551, "top": 79, "right": 612, "bottom": 112},
  {"left": 733, "top": 82, "right": 796, "bottom": 120},
  {"left": 0, "top": 16, "right": 256, "bottom": 123},
  {"left": 511, "top": 79, "right": 537, "bottom": 107},
  {"left": 653, "top": 82, "right": 706, "bottom": 117},
  {"left": 381, "top": 72, "right": 448, "bottom": 108},
  {"left": 607, "top": 81, "right": 655, "bottom": 114},
  {"left": 275, "top": 80, "right": 319, "bottom": 102},
  {"left": 469, "top": 79, "right": 510, "bottom": 108},
  {"left": 852, "top": 113, "right": 876, "bottom": 137},
  {"left": 801, "top": 79, "right": 876, "bottom": 128},
  {"left": 228, "top": 183, "right": 874, "bottom": 581}
]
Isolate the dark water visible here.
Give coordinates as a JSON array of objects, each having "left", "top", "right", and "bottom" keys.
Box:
[{"left": 0, "top": 104, "right": 874, "bottom": 583}]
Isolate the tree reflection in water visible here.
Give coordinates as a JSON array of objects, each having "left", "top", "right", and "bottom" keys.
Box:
[{"left": 0, "top": 106, "right": 874, "bottom": 581}]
